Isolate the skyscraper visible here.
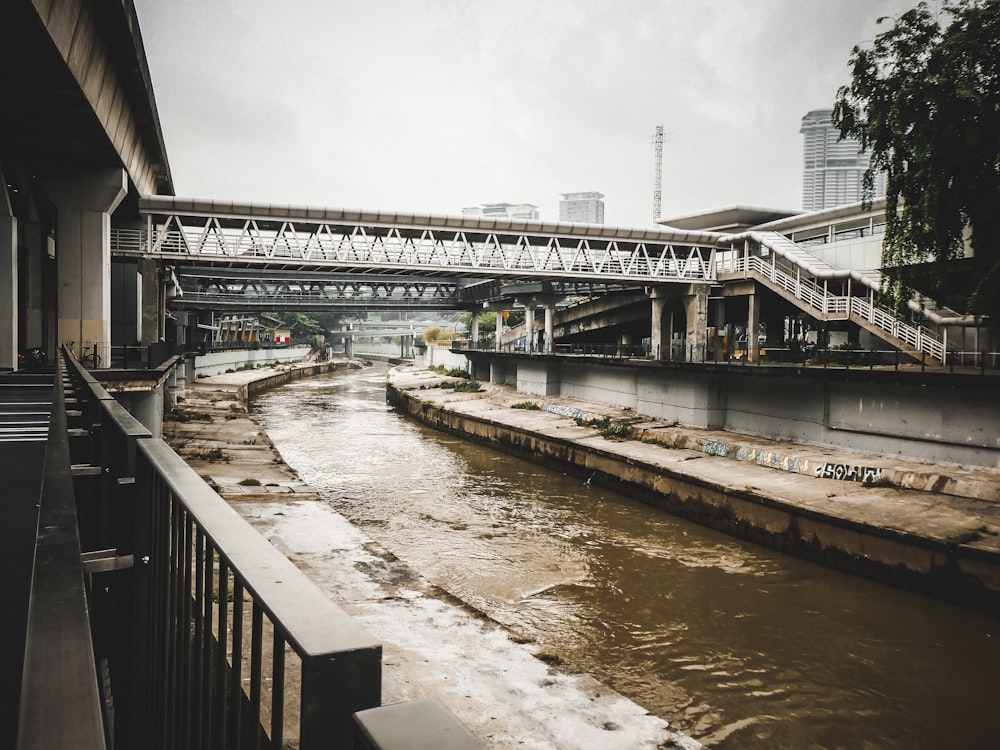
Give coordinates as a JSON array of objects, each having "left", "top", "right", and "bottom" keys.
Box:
[
  {"left": 800, "top": 109, "right": 885, "bottom": 211},
  {"left": 559, "top": 192, "right": 605, "bottom": 223}
]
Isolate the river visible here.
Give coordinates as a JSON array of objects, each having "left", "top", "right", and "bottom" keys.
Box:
[{"left": 250, "top": 363, "right": 998, "bottom": 749}]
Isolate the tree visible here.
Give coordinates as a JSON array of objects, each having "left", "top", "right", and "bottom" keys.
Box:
[{"left": 832, "top": 0, "right": 1000, "bottom": 323}]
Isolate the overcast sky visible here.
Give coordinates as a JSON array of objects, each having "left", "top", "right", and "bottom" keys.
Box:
[{"left": 133, "top": 0, "right": 921, "bottom": 227}]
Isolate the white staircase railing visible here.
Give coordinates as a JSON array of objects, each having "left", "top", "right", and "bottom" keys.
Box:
[{"left": 731, "top": 254, "right": 945, "bottom": 363}]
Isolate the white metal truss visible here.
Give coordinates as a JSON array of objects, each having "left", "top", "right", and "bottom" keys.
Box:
[
  {"left": 126, "top": 197, "right": 720, "bottom": 283},
  {"left": 171, "top": 269, "right": 460, "bottom": 311}
]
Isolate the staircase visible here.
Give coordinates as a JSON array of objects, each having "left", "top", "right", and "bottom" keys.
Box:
[{"left": 720, "top": 231, "right": 949, "bottom": 365}]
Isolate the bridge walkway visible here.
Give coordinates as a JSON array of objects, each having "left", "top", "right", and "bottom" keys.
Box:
[{"left": 0, "top": 371, "right": 53, "bottom": 747}]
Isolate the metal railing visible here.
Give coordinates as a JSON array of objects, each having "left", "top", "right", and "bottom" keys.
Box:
[
  {"left": 729, "top": 254, "right": 947, "bottom": 363},
  {"left": 17, "top": 356, "right": 107, "bottom": 749},
  {"left": 53, "top": 346, "right": 384, "bottom": 748}
]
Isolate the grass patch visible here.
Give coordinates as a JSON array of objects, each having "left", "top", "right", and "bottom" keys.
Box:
[
  {"left": 164, "top": 406, "right": 211, "bottom": 423},
  {"left": 574, "top": 415, "right": 630, "bottom": 440},
  {"left": 190, "top": 447, "right": 225, "bottom": 462},
  {"left": 238, "top": 477, "right": 261, "bottom": 486},
  {"left": 511, "top": 401, "right": 541, "bottom": 410}
]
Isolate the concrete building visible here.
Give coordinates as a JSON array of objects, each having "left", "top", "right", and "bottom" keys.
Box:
[
  {"left": 462, "top": 202, "right": 540, "bottom": 220},
  {"left": 800, "top": 109, "right": 885, "bottom": 211},
  {"left": 559, "top": 191, "right": 605, "bottom": 224}
]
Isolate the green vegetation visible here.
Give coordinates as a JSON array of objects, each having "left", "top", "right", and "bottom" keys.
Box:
[
  {"left": 429, "top": 364, "right": 470, "bottom": 378},
  {"left": 164, "top": 406, "right": 211, "bottom": 423},
  {"left": 452, "top": 380, "right": 484, "bottom": 393},
  {"left": 833, "top": 0, "right": 1000, "bottom": 321},
  {"left": 511, "top": 401, "right": 541, "bottom": 410},
  {"left": 238, "top": 477, "right": 261, "bottom": 486},
  {"left": 574, "top": 416, "right": 631, "bottom": 440}
]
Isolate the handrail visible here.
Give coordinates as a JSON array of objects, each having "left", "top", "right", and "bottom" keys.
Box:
[
  {"left": 732, "top": 254, "right": 946, "bottom": 363},
  {"left": 59, "top": 345, "right": 383, "bottom": 749},
  {"left": 17, "top": 357, "right": 107, "bottom": 750}
]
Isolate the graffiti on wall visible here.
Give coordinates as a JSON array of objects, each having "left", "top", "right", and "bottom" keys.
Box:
[
  {"left": 814, "top": 463, "right": 883, "bottom": 483},
  {"left": 544, "top": 403, "right": 589, "bottom": 420}
]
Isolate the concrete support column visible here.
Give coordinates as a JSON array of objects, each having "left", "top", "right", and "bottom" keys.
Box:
[
  {"left": 524, "top": 307, "right": 535, "bottom": 353},
  {"left": 684, "top": 285, "right": 709, "bottom": 363},
  {"left": 650, "top": 290, "right": 667, "bottom": 361},
  {"left": 139, "top": 257, "right": 162, "bottom": 345},
  {"left": 543, "top": 307, "right": 554, "bottom": 354},
  {"left": 748, "top": 291, "right": 760, "bottom": 362},
  {"left": 470, "top": 312, "right": 480, "bottom": 346},
  {"left": 495, "top": 310, "right": 503, "bottom": 352},
  {"left": 0, "top": 214, "right": 16, "bottom": 370},
  {"left": 41, "top": 168, "right": 127, "bottom": 349}
]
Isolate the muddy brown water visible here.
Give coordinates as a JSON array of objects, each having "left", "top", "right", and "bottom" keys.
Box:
[{"left": 250, "top": 364, "right": 998, "bottom": 749}]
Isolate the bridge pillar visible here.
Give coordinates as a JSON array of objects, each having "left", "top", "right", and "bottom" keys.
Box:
[
  {"left": 40, "top": 167, "right": 127, "bottom": 350},
  {"left": 0, "top": 211, "right": 15, "bottom": 370},
  {"left": 470, "top": 312, "right": 480, "bottom": 346},
  {"left": 684, "top": 285, "right": 709, "bottom": 363},
  {"left": 543, "top": 307, "right": 554, "bottom": 354},
  {"left": 748, "top": 291, "right": 760, "bottom": 362},
  {"left": 524, "top": 307, "right": 535, "bottom": 353},
  {"left": 495, "top": 310, "right": 503, "bottom": 352},
  {"left": 649, "top": 289, "right": 668, "bottom": 361}
]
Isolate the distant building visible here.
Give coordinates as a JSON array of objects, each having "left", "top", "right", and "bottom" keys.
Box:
[
  {"left": 559, "top": 191, "right": 605, "bottom": 224},
  {"left": 462, "top": 202, "right": 540, "bottom": 220},
  {"left": 800, "top": 109, "right": 885, "bottom": 211}
]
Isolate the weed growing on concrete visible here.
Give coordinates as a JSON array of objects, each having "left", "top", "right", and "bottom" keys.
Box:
[
  {"left": 452, "top": 380, "right": 484, "bottom": 393},
  {"left": 238, "top": 477, "right": 261, "bottom": 486},
  {"left": 511, "top": 401, "right": 541, "bottom": 410},
  {"left": 164, "top": 406, "right": 211, "bottom": 423},
  {"left": 948, "top": 529, "right": 983, "bottom": 545},
  {"left": 574, "top": 416, "right": 630, "bottom": 440}
]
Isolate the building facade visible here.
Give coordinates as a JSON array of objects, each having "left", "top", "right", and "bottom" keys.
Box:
[
  {"left": 461, "top": 203, "right": 540, "bottom": 220},
  {"left": 559, "top": 191, "right": 605, "bottom": 224},
  {"left": 800, "top": 109, "right": 885, "bottom": 211}
]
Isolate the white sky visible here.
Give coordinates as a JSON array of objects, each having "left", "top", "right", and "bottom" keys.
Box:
[{"left": 134, "top": 0, "right": 919, "bottom": 227}]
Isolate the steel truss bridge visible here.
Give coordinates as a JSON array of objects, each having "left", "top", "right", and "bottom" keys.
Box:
[
  {"left": 170, "top": 267, "right": 462, "bottom": 312},
  {"left": 114, "top": 196, "right": 720, "bottom": 288},
  {"left": 106, "top": 197, "right": 964, "bottom": 364}
]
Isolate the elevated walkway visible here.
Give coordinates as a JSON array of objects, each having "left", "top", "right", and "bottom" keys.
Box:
[{"left": 0, "top": 372, "right": 53, "bottom": 747}]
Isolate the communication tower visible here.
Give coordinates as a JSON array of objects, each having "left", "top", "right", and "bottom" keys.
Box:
[{"left": 652, "top": 125, "right": 663, "bottom": 222}]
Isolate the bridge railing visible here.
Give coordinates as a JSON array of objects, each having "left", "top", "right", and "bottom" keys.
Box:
[
  {"left": 16, "top": 356, "right": 108, "bottom": 749},
  {"left": 59, "top": 346, "right": 384, "bottom": 749},
  {"left": 729, "top": 253, "right": 948, "bottom": 363}
]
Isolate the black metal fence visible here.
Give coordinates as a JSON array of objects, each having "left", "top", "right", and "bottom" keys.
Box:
[{"left": 23, "top": 347, "right": 385, "bottom": 749}]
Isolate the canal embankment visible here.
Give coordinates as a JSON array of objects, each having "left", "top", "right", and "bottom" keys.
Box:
[{"left": 386, "top": 366, "right": 1000, "bottom": 614}]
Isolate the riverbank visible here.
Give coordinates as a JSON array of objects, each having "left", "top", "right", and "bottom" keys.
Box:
[
  {"left": 163, "top": 359, "right": 699, "bottom": 750},
  {"left": 386, "top": 366, "right": 1000, "bottom": 614}
]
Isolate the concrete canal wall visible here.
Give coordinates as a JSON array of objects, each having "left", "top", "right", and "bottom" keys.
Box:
[
  {"left": 386, "top": 377, "right": 1000, "bottom": 613},
  {"left": 471, "top": 355, "right": 1000, "bottom": 468}
]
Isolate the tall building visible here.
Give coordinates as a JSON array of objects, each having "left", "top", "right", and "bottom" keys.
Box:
[
  {"left": 462, "top": 202, "right": 539, "bottom": 220},
  {"left": 559, "top": 191, "right": 605, "bottom": 224},
  {"left": 800, "top": 109, "right": 885, "bottom": 211}
]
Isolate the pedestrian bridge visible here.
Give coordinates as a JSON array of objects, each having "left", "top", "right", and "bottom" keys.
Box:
[
  {"left": 109, "top": 196, "right": 977, "bottom": 366},
  {"left": 114, "top": 196, "right": 721, "bottom": 283}
]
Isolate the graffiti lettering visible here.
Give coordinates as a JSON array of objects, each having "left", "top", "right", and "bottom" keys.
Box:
[
  {"left": 814, "top": 463, "right": 883, "bottom": 483},
  {"left": 544, "top": 403, "right": 588, "bottom": 420},
  {"left": 704, "top": 439, "right": 730, "bottom": 457}
]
